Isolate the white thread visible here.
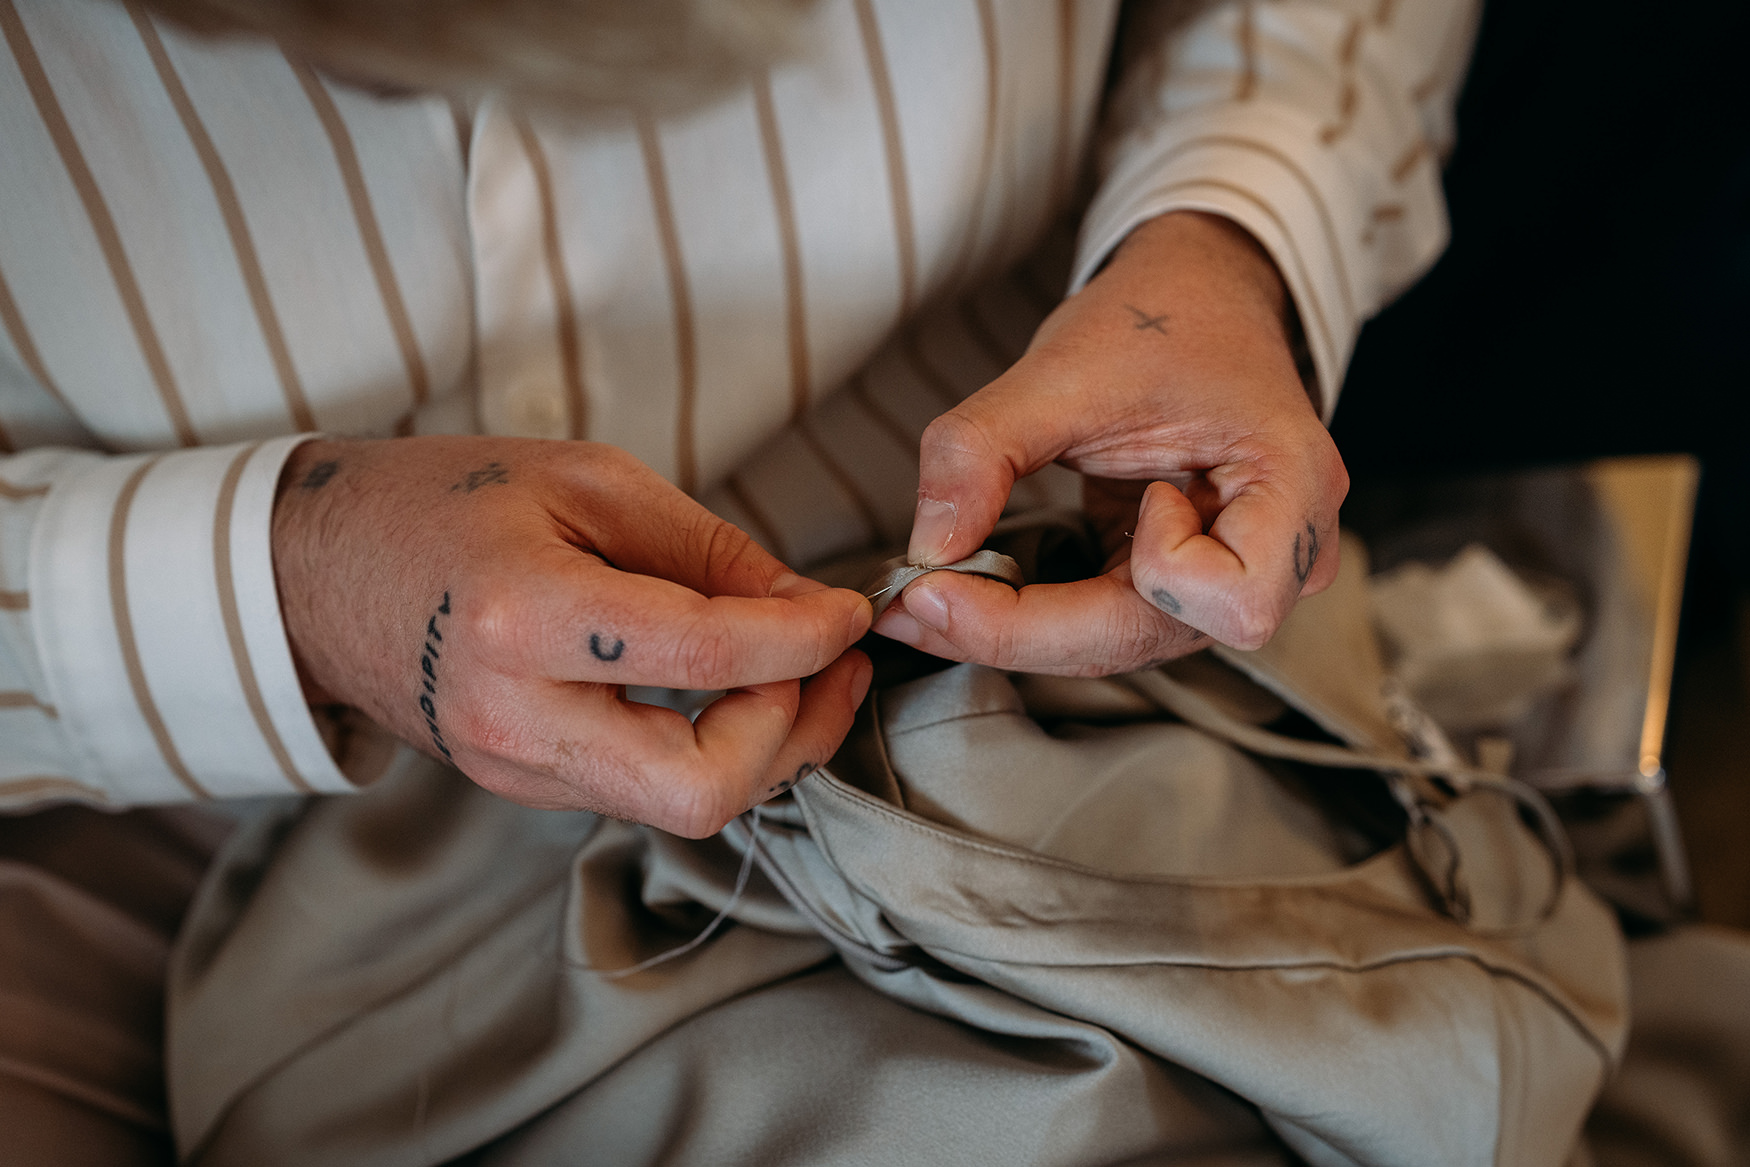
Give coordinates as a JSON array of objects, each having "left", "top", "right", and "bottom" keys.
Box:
[{"left": 583, "top": 805, "right": 764, "bottom": 980}]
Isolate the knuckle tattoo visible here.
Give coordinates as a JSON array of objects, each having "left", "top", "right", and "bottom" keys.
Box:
[{"left": 1291, "top": 521, "right": 1322, "bottom": 586}]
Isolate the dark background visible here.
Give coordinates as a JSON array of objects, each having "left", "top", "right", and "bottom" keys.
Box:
[{"left": 1331, "top": 0, "right": 1750, "bottom": 923}]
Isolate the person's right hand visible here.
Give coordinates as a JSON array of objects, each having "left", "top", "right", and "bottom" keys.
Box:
[{"left": 271, "top": 436, "right": 873, "bottom": 837}]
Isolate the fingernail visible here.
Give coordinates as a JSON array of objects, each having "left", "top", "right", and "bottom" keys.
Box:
[
  {"left": 769, "top": 571, "right": 826, "bottom": 599},
  {"left": 908, "top": 497, "right": 957, "bottom": 566},
  {"left": 904, "top": 581, "right": 948, "bottom": 632},
  {"left": 876, "top": 609, "right": 923, "bottom": 646},
  {"left": 1137, "top": 483, "right": 1159, "bottom": 526},
  {"left": 850, "top": 654, "right": 874, "bottom": 707},
  {"left": 849, "top": 595, "right": 874, "bottom": 640}
]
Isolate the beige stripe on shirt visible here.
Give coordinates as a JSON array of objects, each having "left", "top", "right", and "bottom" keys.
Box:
[
  {"left": 752, "top": 74, "right": 813, "bottom": 423},
  {"left": 852, "top": 0, "right": 918, "bottom": 321},
  {"left": 0, "top": 774, "right": 109, "bottom": 803},
  {"left": 212, "top": 442, "right": 315, "bottom": 794},
  {"left": 108, "top": 456, "right": 210, "bottom": 799},
  {"left": 0, "top": 690, "right": 55, "bottom": 716},
  {"left": 636, "top": 116, "right": 701, "bottom": 496},
  {"left": 292, "top": 64, "right": 431, "bottom": 417},
  {"left": 942, "top": 0, "right": 1002, "bottom": 293},
  {"left": 515, "top": 119, "right": 589, "bottom": 441},
  {"left": 1235, "top": 3, "right": 1258, "bottom": 101},
  {"left": 131, "top": 9, "right": 317, "bottom": 433},
  {"left": 1050, "top": 0, "right": 1080, "bottom": 215},
  {"left": 0, "top": 0, "right": 197, "bottom": 447},
  {"left": 1319, "top": 18, "right": 1366, "bottom": 145}
]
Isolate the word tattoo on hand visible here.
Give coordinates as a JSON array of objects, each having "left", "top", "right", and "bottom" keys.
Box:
[
  {"left": 300, "top": 460, "right": 340, "bottom": 490},
  {"left": 417, "top": 592, "right": 454, "bottom": 762},
  {"left": 450, "top": 461, "right": 511, "bottom": 493},
  {"left": 1150, "top": 588, "right": 1183, "bottom": 615},
  {"left": 1125, "top": 304, "right": 1170, "bottom": 337},
  {"left": 1292, "top": 522, "right": 1321, "bottom": 586},
  {"left": 588, "top": 633, "right": 626, "bottom": 663}
]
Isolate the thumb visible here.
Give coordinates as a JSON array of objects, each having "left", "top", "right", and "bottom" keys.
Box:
[{"left": 909, "top": 398, "right": 1048, "bottom": 566}]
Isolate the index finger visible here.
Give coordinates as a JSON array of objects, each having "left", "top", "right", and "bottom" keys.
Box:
[
  {"left": 468, "top": 552, "right": 872, "bottom": 690},
  {"left": 870, "top": 567, "right": 1208, "bottom": 676}
]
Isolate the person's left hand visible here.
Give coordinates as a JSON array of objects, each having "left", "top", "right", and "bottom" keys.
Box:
[{"left": 873, "top": 210, "right": 1348, "bottom": 676}]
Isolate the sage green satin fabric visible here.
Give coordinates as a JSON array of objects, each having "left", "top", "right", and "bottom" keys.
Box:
[{"left": 167, "top": 534, "right": 1629, "bottom": 1167}]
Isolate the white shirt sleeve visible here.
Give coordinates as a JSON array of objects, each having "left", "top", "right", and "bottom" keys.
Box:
[
  {"left": 1, "top": 438, "right": 356, "bottom": 809},
  {"left": 1074, "top": 0, "right": 1482, "bottom": 418}
]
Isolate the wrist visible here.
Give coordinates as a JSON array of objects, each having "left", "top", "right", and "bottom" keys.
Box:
[
  {"left": 1108, "top": 210, "right": 1319, "bottom": 412},
  {"left": 1114, "top": 211, "right": 1289, "bottom": 328},
  {"left": 272, "top": 438, "right": 353, "bottom": 706}
]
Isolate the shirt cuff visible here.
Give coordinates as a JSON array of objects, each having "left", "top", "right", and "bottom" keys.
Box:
[
  {"left": 29, "top": 436, "right": 356, "bottom": 802},
  {"left": 1073, "top": 101, "right": 1436, "bottom": 422}
]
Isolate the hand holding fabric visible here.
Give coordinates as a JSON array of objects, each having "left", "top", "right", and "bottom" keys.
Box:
[
  {"left": 272, "top": 437, "right": 873, "bottom": 835},
  {"left": 875, "top": 211, "right": 1347, "bottom": 675}
]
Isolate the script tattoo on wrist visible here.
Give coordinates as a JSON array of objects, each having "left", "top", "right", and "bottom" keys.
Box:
[
  {"left": 450, "top": 461, "right": 511, "bottom": 493},
  {"left": 1125, "top": 304, "right": 1170, "bottom": 337},
  {"left": 299, "top": 460, "right": 340, "bottom": 490},
  {"left": 588, "top": 633, "right": 626, "bottom": 662},
  {"left": 1292, "top": 521, "right": 1321, "bottom": 586},
  {"left": 417, "top": 592, "right": 454, "bottom": 762}
]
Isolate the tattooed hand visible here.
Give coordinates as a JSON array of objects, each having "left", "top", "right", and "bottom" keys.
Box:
[
  {"left": 273, "top": 436, "right": 873, "bottom": 836},
  {"left": 875, "top": 210, "right": 1346, "bottom": 674}
]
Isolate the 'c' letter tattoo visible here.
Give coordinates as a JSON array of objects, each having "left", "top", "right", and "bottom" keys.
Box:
[
  {"left": 588, "top": 633, "right": 625, "bottom": 663},
  {"left": 418, "top": 591, "right": 454, "bottom": 762},
  {"left": 1292, "top": 522, "right": 1321, "bottom": 586},
  {"left": 1151, "top": 588, "right": 1182, "bottom": 616},
  {"left": 1125, "top": 304, "right": 1170, "bottom": 337}
]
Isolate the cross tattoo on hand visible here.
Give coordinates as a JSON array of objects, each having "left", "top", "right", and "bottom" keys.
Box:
[{"left": 1125, "top": 304, "right": 1170, "bottom": 337}]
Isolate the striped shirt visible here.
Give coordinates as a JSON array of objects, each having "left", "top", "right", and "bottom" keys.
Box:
[{"left": 0, "top": 0, "right": 1477, "bottom": 808}]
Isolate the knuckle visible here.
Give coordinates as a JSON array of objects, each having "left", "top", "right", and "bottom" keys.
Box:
[
  {"left": 977, "top": 616, "right": 1020, "bottom": 670},
  {"left": 696, "top": 513, "right": 760, "bottom": 573},
  {"left": 675, "top": 620, "right": 738, "bottom": 689},
  {"left": 688, "top": 510, "right": 778, "bottom": 590},
  {"left": 445, "top": 697, "right": 524, "bottom": 762},
  {"left": 583, "top": 441, "right": 648, "bottom": 484},
  {"left": 1220, "top": 596, "right": 1283, "bottom": 652},
  {"left": 1328, "top": 455, "right": 1351, "bottom": 501},
  {"left": 455, "top": 587, "right": 527, "bottom": 661},
  {"left": 1113, "top": 613, "right": 1166, "bottom": 672},
  {"left": 656, "top": 776, "right": 742, "bottom": 840}
]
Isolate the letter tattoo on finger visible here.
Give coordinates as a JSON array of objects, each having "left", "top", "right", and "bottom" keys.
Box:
[
  {"left": 588, "top": 633, "right": 626, "bottom": 662},
  {"left": 1150, "top": 588, "right": 1182, "bottom": 615},
  {"left": 1295, "top": 524, "right": 1316, "bottom": 587}
]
